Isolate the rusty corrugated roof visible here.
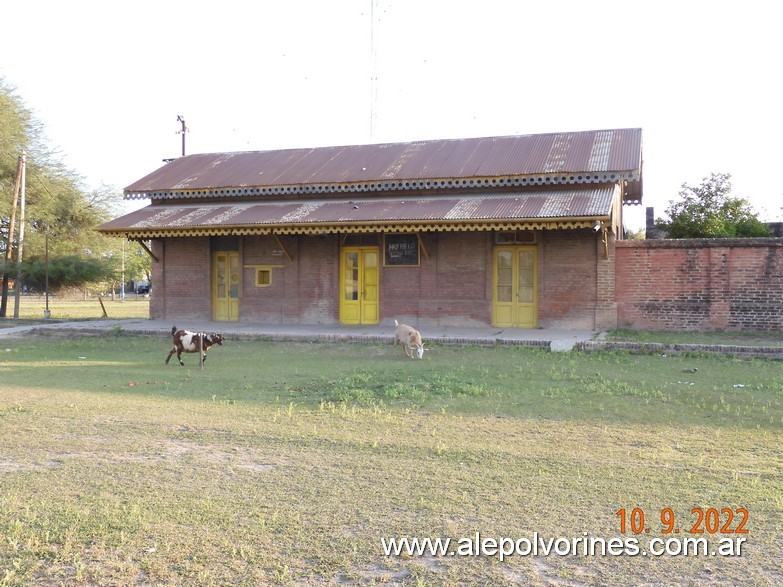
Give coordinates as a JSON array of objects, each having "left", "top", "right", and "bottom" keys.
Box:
[
  {"left": 124, "top": 128, "right": 642, "bottom": 201},
  {"left": 99, "top": 187, "right": 616, "bottom": 237}
]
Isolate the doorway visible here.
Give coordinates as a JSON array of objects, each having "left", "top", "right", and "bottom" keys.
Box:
[
  {"left": 492, "top": 246, "right": 537, "bottom": 328},
  {"left": 213, "top": 251, "right": 239, "bottom": 321},
  {"left": 340, "top": 247, "right": 379, "bottom": 324}
]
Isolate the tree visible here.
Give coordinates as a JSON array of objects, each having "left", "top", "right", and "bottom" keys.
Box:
[
  {"left": 98, "top": 238, "right": 152, "bottom": 299},
  {"left": 20, "top": 255, "right": 115, "bottom": 293},
  {"left": 623, "top": 228, "right": 646, "bottom": 241},
  {"left": 1, "top": 78, "right": 127, "bottom": 308},
  {"left": 123, "top": 240, "right": 152, "bottom": 285},
  {"left": 655, "top": 173, "right": 771, "bottom": 238}
]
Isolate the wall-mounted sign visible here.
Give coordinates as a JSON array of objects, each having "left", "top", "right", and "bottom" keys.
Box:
[{"left": 384, "top": 234, "right": 420, "bottom": 266}]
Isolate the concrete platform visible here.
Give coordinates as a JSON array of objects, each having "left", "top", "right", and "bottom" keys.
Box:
[{"left": 0, "top": 318, "right": 598, "bottom": 352}]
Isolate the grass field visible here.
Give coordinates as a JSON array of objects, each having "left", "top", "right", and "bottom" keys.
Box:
[
  {"left": 0, "top": 297, "right": 149, "bottom": 323},
  {"left": 0, "top": 334, "right": 781, "bottom": 586},
  {"left": 606, "top": 328, "right": 783, "bottom": 347}
]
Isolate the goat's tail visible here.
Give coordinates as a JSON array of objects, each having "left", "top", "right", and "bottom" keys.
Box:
[
  {"left": 394, "top": 319, "right": 399, "bottom": 327},
  {"left": 171, "top": 325, "right": 177, "bottom": 336}
]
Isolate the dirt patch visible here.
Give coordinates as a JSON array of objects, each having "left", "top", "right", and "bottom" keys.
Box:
[
  {"left": 0, "top": 440, "right": 278, "bottom": 476},
  {"left": 337, "top": 564, "right": 410, "bottom": 584},
  {"left": 0, "top": 460, "right": 43, "bottom": 474}
]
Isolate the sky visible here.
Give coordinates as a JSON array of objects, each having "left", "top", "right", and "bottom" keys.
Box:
[{"left": 1, "top": 0, "right": 781, "bottom": 232}]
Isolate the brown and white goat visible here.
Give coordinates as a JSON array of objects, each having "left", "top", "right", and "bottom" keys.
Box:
[
  {"left": 165, "top": 325, "right": 224, "bottom": 366},
  {"left": 394, "top": 319, "right": 425, "bottom": 359}
]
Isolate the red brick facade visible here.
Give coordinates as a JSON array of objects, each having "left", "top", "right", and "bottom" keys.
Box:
[
  {"left": 150, "top": 232, "right": 783, "bottom": 332},
  {"left": 149, "top": 229, "right": 616, "bottom": 329},
  {"left": 616, "top": 239, "right": 783, "bottom": 331}
]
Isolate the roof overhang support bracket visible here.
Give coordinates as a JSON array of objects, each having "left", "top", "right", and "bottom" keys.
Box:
[
  {"left": 601, "top": 227, "right": 609, "bottom": 260},
  {"left": 272, "top": 234, "right": 294, "bottom": 261},
  {"left": 416, "top": 232, "right": 430, "bottom": 261},
  {"left": 131, "top": 238, "right": 159, "bottom": 263}
]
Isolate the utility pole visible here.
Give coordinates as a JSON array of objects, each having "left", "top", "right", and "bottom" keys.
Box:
[
  {"left": 13, "top": 151, "right": 27, "bottom": 318},
  {"left": 0, "top": 154, "right": 23, "bottom": 317},
  {"left": 177, "top": 115, "right": 187, "bottom": 156},
  {"left": 44, "top": 232, "right": 50, "bottom": 318},
  {"left": 121, "top": 239, "right": 125, "bottom": 301}
]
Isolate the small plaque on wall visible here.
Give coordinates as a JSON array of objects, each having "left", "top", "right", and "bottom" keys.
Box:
[{"left": 384, "top": 234, "right": 420, "bottom": 266}]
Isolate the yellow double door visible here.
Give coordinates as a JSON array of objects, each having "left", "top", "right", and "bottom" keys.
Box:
[
  {"left": 340, "top": 247, "right": 379, "bottom": 325},
  {"left": 492, "top": 246, "right": 537, "bottom": 328},
  {"left": 213, "top": 252, "right": 239, "bottom": 321}
]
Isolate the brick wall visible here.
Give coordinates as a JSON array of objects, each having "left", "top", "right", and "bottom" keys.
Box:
[
  {"left": 296, "top": 236, "right": 339, "bottom": 324},
  {"left": 149, "top": 239, "right": 164, "bottom": 320},
  {"left": 236, "top": 234, "right": 340, "bottom": 324},
  {"left": 375, "top": 231, "right": 492, "bottom": 327},
  {"left": 395, "top": 230, "right": 608, "bottom": 329},
  {"left": 239, "top": 235, "right": 294, "bottom": 324},
  {"left": 430, "top": 231, "right": 491, "bottom": 327},
  {"left": 155, "top": 237, "right": 211, "bottom": 321},
  {"left": 538, "top": 230, "right": 612, "bottom": 329},
  {"left": 151, "top": 230, "right": 613, "bottom": 328},
  {"left": 615, "top": 239, "right": 783, "bottom": 331}
]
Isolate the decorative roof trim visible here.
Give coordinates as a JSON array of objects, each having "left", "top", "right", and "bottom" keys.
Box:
[
  {"left": 125, "top": 171, "right": 641, "bottom": 201},
  {"left": 99, "top": 217, "right": 606, "bottom": 239}
]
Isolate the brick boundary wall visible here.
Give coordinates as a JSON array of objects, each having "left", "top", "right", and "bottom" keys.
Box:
[{"left": 615, "top": 238, "right": 783, "bottom": 331}]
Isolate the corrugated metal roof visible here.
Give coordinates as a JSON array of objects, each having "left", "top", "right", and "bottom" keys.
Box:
[
  {"left": 99, "top": 187, "right": 616, "bottom": 236},
  {"left": 124, "top": 128, "right": 642, "bottom": 200}
]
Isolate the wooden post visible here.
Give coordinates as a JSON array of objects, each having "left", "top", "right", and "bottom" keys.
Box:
[
  {"left": 199, "top": 333, "right": 204, "bottom": 370},
  {"left": 98, "top": 295, "right": 109, "bottom": 318}
]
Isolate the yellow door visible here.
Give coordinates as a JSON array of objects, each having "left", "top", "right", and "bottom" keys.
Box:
[
  {"left": 340, "top": 247, "right": 379, "bottom": 324},
  {"left": 492, "top": 246, "right": 537, "bottom": 328},
  {"left": 213, "top": 252, "right": 239, "bottom": 321}
]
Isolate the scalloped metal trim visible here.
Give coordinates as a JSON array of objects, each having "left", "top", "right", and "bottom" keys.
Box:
[
  {"left": 100, "top": 219, "right": 598, "bottom": 238},
  {"left": 125, "top": 172, "right": 641, "bottom": 201}
]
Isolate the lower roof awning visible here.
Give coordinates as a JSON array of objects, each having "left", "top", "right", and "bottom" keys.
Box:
[{"left": 97, "top": 187, "right": 618, "bottom": 238}]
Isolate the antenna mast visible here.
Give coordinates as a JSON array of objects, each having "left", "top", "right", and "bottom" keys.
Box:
[
  {"left": 177, "top": 115, "right": 188, "bottom": 156},
  {"left": 370, "top": 1, "right": 378, "bottom": 138}
]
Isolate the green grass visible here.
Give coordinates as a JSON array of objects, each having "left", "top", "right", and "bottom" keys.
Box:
[
  {"left": 607, "top": 328, "right": 783, "bottom": 347},
  {"left": 1, "top": 335, "right": 782, "bottom": 585},
  {"left": 0, "top": 297, "right": 149, "bottom": 323}
]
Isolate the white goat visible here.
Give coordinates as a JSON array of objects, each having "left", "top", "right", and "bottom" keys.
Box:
[{"left": 394, "top": 320, "right": 425, "bottom": 359}]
